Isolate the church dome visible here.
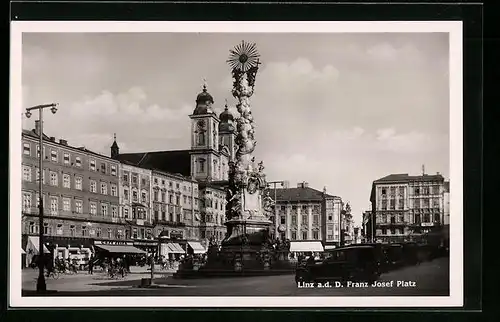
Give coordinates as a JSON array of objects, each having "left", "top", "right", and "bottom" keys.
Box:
[
  {"left": 219, "top": 105, "right": 234, "bottom": 123},
  {"left": 196, "top": 85, "right": 214, "bottom": 105}
]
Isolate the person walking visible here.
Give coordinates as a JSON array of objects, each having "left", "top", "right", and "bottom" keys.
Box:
[{"left": 88, "top": 254, "right": 94, "bottom": 275}]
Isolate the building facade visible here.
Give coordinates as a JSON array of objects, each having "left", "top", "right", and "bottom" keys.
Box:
[
  {"left": 22, "top": 122, "right": 121, "bottom": 265},
  {"left": 269, "top": 182, "right": 343, "bottom": 246},
  {"left": 369, "top": 173, "right": 447, "bottom": 243}
]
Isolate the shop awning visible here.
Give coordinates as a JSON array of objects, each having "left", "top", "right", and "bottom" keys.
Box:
[
  {"left": 289, "top": 241, "right": 324, "bottom": 252},
  {"left": 188, "top": 241, "right": 206, "bottom": 254},
  {"left": 95, "top": 244, "right": 147, "bottom": 254},
  {"left": 21, "top": 248, "right": 26, "bottom": 254},
  {"left": 27, "top": 236, "right": 50, "bottom": 254},
  {"left": 167, "top": 243, "right": 185, "bottom": 254}
]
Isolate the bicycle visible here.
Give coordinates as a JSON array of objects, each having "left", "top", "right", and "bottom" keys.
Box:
[{"left": 45, "top": 269, "right": 60, "bottom": 280}]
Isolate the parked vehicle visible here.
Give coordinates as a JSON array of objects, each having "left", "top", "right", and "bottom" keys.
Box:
[{"left": 295, "top": 245, "right": 381, "bottom": 284}]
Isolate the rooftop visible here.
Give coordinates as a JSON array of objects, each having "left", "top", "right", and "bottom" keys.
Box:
[
  {"left": 374, "top": 173, "right": 445, "bottom": 183},
  {"left": 116, "top": 150, "right": 192, "bottom": 178},
  {"left": 267, "top": 186, "right": 337, "bottom": 202}
]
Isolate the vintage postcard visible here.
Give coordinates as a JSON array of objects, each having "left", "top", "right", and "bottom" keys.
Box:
[{"left": 9, "top": 21, "right": 463, "bottom": 307}]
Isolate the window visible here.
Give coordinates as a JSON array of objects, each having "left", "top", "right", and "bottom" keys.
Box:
[
  {"left": 153, "top": 190, "right": 158, "bottom": 201},
  {"left": 123, "top": 173, "right": 129, "bottom": 182},
  {"left": 51, "top": 150, "right": 58, "bottom": 162},
  {"left": 169, "top": 195, "right": 173, "bottom": 204},
  {"left": 50, "top": 197, "right": 58, "bottom": 215},
  {"left": 198, "top": 158, "right": 206, "bottom": 173},
  {"left": 301, "top": 215, "right": 308, "bottom": 225},
  {"left": 197, "top": 131, "right": 206, "bottom": 146},
  {"left": 90, "top": 159, "right": 96, "bottom": 171},
  {"left": 414, "top": 213, "right": 421, "bottom": 224},
  {"left": 61, "top": 174, "right": 70, "bottom": 188},
  {"left": 124, "top": 208, "right": 129, "bottom": 219},
  {"left": 28, "top": 222, "right": 38, "bottom": 234},
  {"left": 176, "top": 183, "right": 180, "bottom": 189},
  {"left": 43, "top": 223, "right": 51, "bottom": 235},
  {"left": 82, "top": 226, "right": 88, "bottom": 237},
  {"left": 132, "top": 228, "right": 138, "bottom": 239},
  {"left": 56, "top": 223, "right": 63, "bottom": 235},
  {"left": 291, "top": 215, "right": 297, "bottom": 225},
  {"left": 434, "top": 213, "right": 440, "bottom": 223},
  {"left": 161, "top": 210, "right": 166, "bottom": 221},
  {"left": 154, "top": 210, "right": 159, "bottom": 221},
  {"left": 90, "top": 202, "right": 97, "bottom": 215},
  {"left": 398, "top": 199, "right": 404, "bottom": 210},
  {"left": 124, "top": 189, "right": 129, "bottom": 200},
  {"left": 390, "top": 199, "right": 395, "bottom": 210},
  {"left": 141, "top": 178, "right": 146, "bottom": 186},
  {"left": 68, "top": 225, "right": 76, "bottom": 236},
  {"left": 423, "top": 213, "right": 430, "bottom": 222},
  {"left": 63, "top": 153, "right": 70, "bottom": 165},
  {"left": 111, "top": 184, "right": 117, "bottom": 197},
  {"left": 302, "top": 231, "right": 308, "bottom": 240},
  {"left": 132, "top": 190, "right": 138, "bottom": 202},
  {"left": 381, "top": 188, "right": 387, "bottom": 195},
  {"left": 414, "top": 198, "right": 421, "bottom": 208},
  {"left": 327, "top": 235, "right": 333, "bottom": 240},
  {"left": 381, "top": 228, "right": 387, "bottom": 235},
  {"left": 154, "top": 178, "right": 158, "bottom": 184},
  {"left": 23, "top": 143, "right": 31, "bottom": 155},
  {"left": 75, "top": 176, "right": 82, "bottom": 190},
  {"left": 176, "top": 213, "right": 181, "bottom": 222},
  {"left": 141, "top": 191, "right": 147, "bottom": 203},
  {"left": 22, "top": 192, "right": 32, "bottom": 212},
  {"left": 161, "top": 192, "right": 166, "bottom": 202},
  {"left": 183, "top": 195, "right": 187, "bottom": 204},
  {"left": 399, "top": 214, "right": 404, "bottom": 223},
  {"left": 75, "top": 200, "right": 83, "bottom": 213},
  {"left": 390, "top": 216, "right": 396, "bottom": 224},
  {"left": 22, "top": 165, "right": 32, "bottom": 182},
  {"left": 381, "top": 199, "right": 387, "bottom": 210},
  {"left": 96, "top": 227, "right": 102, "bottom": 237},
  {"left": 433, "top": 185, "right": 440, "bottom": 194},
  {"left": 423, "top": 187, "right": 429, "bottom": 195},
  {"left": 292, "top": 205, "right": 297, "bottom": 211},
  {"left": 62, "top": 198, "right": 71, "bottom": 211},
  {"left": 90, "top": 180, "right": 97, "bottom": 193},
  {"left": 111, "top": 205, "right": 118, "bottom": 217},
  {"left": 313, "top": 205, "right": 320, "bottom": 213},
  {"left": 100, "top": 162, "right": 106, "bottom": 173},
  {"left": 132, "top": 175, "right": 138, "bottom": 185},
  {"left": 75, "top": 156, "right": 82, "bottom": 167},
  {"left": 422, "top": 198, "right": 430, "bottom": 208},
  {"left": 49, "top": 171, "right": 58, "bottom": 186},
  {"left": 414, "top": 187, "right": 420, "bottom": 195},
  {"left": 176, "top": 196, "right": 180, "bottom": 205},
  {"left": 433, "top": 198, "right": 440, "bottom": 208},
  {"left": 111, "top": 165, "right": 117, "bottom": 176},
  {"left": 301, "top": 205, "right": 308, "bottom": 212},
  {"left": 328, "top": 215, "right": 332, "bottom": 221},
  {"left": 313, "top": 215, "right": 319, "bottom": 225},
  {"left": 313, "top": 231, "right": 319, "bottom": 240},
  {"left": 390, "top": 228, "right": 396, "bottom": 235},
  {"left": 101, "top": 182, "right": 107, "bottom": 195},
  {"left": 107, "top": 228, "right": 112, "bottom": 239},
  {"left": 117, "top": 229, "right": 124, "bottom": 239},
  {"left": 291, "top": 231, "right": 297, "bottom": 240},
  {"left": 101, "top": 203, "right": 108, "bottom": 216},
  {"left": 390, "top": 187, "right": 396, "bottom": 196}
]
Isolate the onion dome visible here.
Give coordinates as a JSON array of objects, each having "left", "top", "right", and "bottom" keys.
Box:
[
  {"left": 219, "top": 103, "right": 234, "bottom": 123},
  {"left": 193, "top": 84, "right": 215, "bottom": 115}
]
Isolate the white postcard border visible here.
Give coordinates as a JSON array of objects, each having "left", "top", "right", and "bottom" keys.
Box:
[{"left": 9, "top": 21, "right": 463, "bottom": 308}]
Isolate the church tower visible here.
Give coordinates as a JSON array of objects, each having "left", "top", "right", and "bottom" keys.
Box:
[
  {"left": 110, "top": 133, "right": 119, "bottom": 159},
  {"left": 189, "top": 83, "right": 223, "bottom": 182},
  {"left": 218, "top": 101, "right": 237, "bottom": 162}
]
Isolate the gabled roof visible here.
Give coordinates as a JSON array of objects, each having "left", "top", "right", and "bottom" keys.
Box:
[
  {"left": 267, "top": 187, "right": 337, "bottom": 202},
  {"left": 117, "top": 150, "right": 192, "bottom": 177}
]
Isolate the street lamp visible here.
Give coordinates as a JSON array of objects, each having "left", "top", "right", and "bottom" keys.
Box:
[
  {"left": 25, "top": 103, "right": 59, "bottom": 293},
  {"left": 267, "top": 181, "right": 285, "bottom": 240}
]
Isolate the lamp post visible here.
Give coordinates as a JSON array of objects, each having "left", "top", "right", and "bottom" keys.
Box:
[
  {"left": 25, "top": 103, "right": 59, "bottom": 293},
  {"left": 267, "top": 181, "right": 285, "bottom": 240}
]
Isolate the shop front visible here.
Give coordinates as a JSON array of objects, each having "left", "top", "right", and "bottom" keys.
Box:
[
  {"left": 133, "top": 240, "right": 158, "bottom": 255},
  {"left": 187, "top": 241, "right": 207, "bottom": 255},
  {"left": 23, "top": 235, "right": 50, "bottom": 268},
  {"left": 289, "top": 240, "right": 324, "bottom": 260},
  {"left": 45, "top": 236, "right": 94, "bottom": 268}
]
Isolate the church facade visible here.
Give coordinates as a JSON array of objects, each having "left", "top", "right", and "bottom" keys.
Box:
[{"left": 114, "top": 84, "right": 237, "bottom": 244}]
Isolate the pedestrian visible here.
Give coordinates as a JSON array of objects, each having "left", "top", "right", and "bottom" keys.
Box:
[{"left": 88, "top": 254, "right": 94, "bottom": 275}]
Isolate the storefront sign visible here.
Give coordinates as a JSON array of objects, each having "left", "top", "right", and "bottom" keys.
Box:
[
  {"left": 421, "top": 222, "right": 434, "bottom": 227},
  {"left": 94, "top": 240, "right": 133, "bottom": 246},
  {"left": 134, "top": 241, "right": 157, "bottom": 247}
]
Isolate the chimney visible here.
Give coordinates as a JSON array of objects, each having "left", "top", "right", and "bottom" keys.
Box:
[
  {"left": 436, "top": 172, "right": 440, "bottom": 175},
  {"left": 35, "top": 120, "right": 41, "bottom": 136},
  {"left": 59, "top": 139, "right": 68, "bottom": 146},
  {"left": 49, "top": 136, "right": 56, "bottom": 142}
]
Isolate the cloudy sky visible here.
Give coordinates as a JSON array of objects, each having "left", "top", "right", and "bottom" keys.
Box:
[{"left": 22, "top": 32, "right": 450, "bottom": 226}]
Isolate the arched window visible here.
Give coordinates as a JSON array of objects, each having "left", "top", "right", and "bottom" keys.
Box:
[
  {"left": 198, "top": 131, "right": 205, "bottom": 146},
  {"left": 198, "top": 158, "right": 206, "bottom": 173}
]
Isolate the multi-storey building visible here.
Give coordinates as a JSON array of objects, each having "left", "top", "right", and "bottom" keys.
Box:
[
  {"left": 269, "top": 182, "right": 343, "bottom": 251},
  {"left": 369, "top": 172, "right": 447, "bottom": 243},
  {"left": 362, "top": 210, "right": 374, "bottom": 242},
  {"left": 443, "top": 181, "right": 450, "bottom": 226},
  {"left": 115, "top": 85, "right": 236, "bottom": 245},
  {"left": 117, "top": 160, "right": 155, "bottom": 252},
  {"left": 22, "top": 121, "right": 121, "bottom": 266}
]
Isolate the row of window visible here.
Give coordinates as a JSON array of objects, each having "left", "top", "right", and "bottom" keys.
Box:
[
  {"left": 152, "top": 177, "right": 196, "bottom": 193},
  {"left": 279, "top": 214, "right": 320, "bottom": 225},
  {"left": 22, "top": 192, "right": 118, "bottom": 217},
  {"left": 278, "top": 204, "right": 321, "bottom": 213},
  {"left": 22, "top": 165, "right": 118, "bottom": 196},
  {"left": 380, "top": 198, "right": 440, "bottom": 210},
  {"left": 380, "top": 186, "right": 441, "bottom": 196},
  {"left": 289, "top": 231, "right": 320, "bottom": 240},
  {"left": 23, "top": 142, "right": 117, "bottom": 176},
  {"left": 152, "top": 190, "right": 193, "bottom": 206},
  {"left": 153, "top": 210, "right": 183, "bottom": 223}
]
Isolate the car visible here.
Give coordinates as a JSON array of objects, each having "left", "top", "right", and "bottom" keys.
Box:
[{"left": 295, "top": 245, "right": 381, "bottom": 285}]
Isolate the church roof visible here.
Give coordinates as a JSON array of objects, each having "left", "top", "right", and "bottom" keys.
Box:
[{"left": 116, "top": 150, "right": 192, "bottom": 177}]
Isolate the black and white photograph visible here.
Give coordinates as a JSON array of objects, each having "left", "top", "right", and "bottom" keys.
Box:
[{"left": 10, "top": 21, "right": 463, "bottom": 307}]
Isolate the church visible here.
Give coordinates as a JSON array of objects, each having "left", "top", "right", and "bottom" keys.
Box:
[{"left": 111, "top": 84, "right": 237, "bottom": 241}]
